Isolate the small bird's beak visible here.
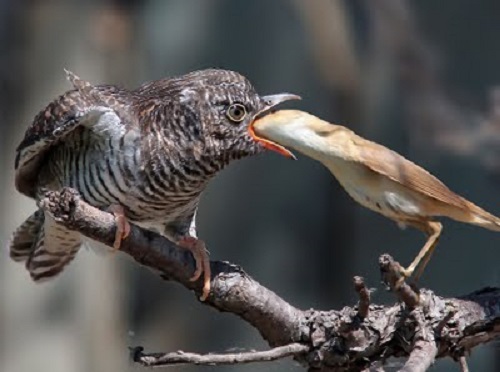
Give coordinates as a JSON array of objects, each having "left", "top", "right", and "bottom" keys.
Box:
[{"left": 249, "top": 93, "right": 300, "bottom": 159}]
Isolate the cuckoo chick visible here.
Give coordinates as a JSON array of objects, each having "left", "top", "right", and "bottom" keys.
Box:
[{"left": 10, "top": 69, "right": 299, "bottom": 300}]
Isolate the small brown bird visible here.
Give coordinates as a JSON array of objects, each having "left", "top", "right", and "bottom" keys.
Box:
[
  {"left": 250, "top": 110, "right": 500, "bottom": 282},
  {"left": 10, "top": 69, "right": 299, "bottom": 300}
]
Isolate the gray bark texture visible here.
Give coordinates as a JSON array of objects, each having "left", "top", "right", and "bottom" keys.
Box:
[{"left": 38, "top": 188, "right": 500, "bottom": 371}]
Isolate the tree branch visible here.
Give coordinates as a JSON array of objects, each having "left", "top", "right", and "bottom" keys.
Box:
[
  {"left": 38, "top": 187, "right": 304, "bottom": 347},
  {"left": 400, "top": 311, "right": 438, "bottom": 372},
  {"left": 353, "top": 276, "right": 370, "bottom": 319},
  {"left": 39, "top": 188, "right": 500, "bottom": 371},
  {"left": 130, "top": 343, "right": 309, "bottom": 367}
]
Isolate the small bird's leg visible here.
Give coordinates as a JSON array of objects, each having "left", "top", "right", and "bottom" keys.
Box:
[
  {"left": 177, "top": 236, "right": 211, "bottom": 301},
  {"left": 412, "top": 221, "right": 443, "bottom": 282},
  {"left": 401, "top": 220, "right": 443, "bottom": 282},
  {"left": 108, "top": 204, "right": 131, "bottom": 251}
]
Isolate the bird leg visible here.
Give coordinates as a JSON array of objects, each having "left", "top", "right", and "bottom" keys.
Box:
[
  {"left": 108, "top": 204, "right": 131, "bottom": 251},
  {"left": 176, "top": 236, "right": 211, "bottom": 301},
  {"left": 400, "top": 220, "right": 443, "bottom": 283}
]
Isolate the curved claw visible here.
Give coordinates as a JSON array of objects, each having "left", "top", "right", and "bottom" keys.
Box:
[
  {"left": 177, "top": 237, "right": 211, "bottom": 301},
  {"left": 109, "top": 204, "right": 131, "bottom": 251}
]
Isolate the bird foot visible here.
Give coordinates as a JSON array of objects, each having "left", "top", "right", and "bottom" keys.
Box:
[
  {"left": 177, "top": 236, "right": 211, "bottom": 301},
  {"left": 108, "top": 204, "right": 131, "bottom": 251},
  {"left": 399, "top": 267, "right": 414, "bottom": 278},
  {"left": 395, "top": 266, "right": 414, "bottom": 289}
]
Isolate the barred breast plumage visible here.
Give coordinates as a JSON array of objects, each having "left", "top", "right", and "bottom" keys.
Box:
[{"left": 10, "top": 68, "right": 299, "bottom": 297}]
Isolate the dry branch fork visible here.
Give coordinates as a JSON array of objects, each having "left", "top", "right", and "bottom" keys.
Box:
[{"left": 38, "top": 188, "right": 500, "bottom": 371}]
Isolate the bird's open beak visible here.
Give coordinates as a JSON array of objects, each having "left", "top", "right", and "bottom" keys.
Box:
[{"left": 249, "top": 93, "right": 300, "bottom": 159}]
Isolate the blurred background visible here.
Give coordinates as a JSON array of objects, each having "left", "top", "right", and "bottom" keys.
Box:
[{"left": 1, "top": 0, "right": 499, "bottom": 371}]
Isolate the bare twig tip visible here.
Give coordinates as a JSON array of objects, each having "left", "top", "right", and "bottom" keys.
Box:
[
  {"left": 378, "top": 254, "right": 420, "bottom": 309},
  {"left": 353, "top": 276, "right": 370, "bottom": 318}
]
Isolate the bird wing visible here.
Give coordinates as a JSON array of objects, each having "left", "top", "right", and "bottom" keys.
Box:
[
  {"left": 350, "top": 135, "right": 469, "bottom": 210},
  {"left": 15, "top": 71, "right": 129, "bottom": 198}
]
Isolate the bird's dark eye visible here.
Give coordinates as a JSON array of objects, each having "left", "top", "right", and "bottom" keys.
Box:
[{"left": 226, "top": 103, "right": 247, "bottom": 123}]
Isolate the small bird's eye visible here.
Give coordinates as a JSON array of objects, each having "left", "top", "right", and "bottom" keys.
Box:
[{"left": 226, "top": 103, "right": 247, "bottom": 123}]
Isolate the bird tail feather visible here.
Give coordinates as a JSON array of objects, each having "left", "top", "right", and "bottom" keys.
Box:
[
  {"left": 462, "top": 202, "right": 500, "bottom": 232},
  {"left": 469, "top": 212, "right": 500, "bottom": 232},
  {"left": 9, "top": 210, "right": 44, "bottom": 262},
  {"left": 10, "top": 210, "right": 81, "bottom": 281}
]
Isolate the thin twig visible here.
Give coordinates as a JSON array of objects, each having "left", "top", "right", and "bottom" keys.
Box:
[
  {"left": 435, "top": 303, "right": 458, "bottom": 335},
  {"left": 458, "top": 355, "right": 469, "bottom": 372},
  {"left": 379, "top": 254, "right": 420, "bottom": 309},
  {"left": 130, "top": 343, "right": 310, "bottom": 367},
  {"left": 353, "top": 276, "right": 370, "bottom": 319}
]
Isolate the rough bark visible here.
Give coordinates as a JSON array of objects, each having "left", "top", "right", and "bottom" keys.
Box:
[{"left": 39, "top": 188, "right": 500, "bottom": 371}]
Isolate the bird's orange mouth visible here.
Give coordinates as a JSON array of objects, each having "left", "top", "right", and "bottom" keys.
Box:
[
  {"left": 248, "top": 121, "right": 296, "bottom": 159},
  {"left": 249, "top": 93, "right": 300, "bottom": 159}
]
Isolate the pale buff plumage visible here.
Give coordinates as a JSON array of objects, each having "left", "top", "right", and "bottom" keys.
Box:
[{"left": 250, "top": 110, "right": 500, "bottom": 281}]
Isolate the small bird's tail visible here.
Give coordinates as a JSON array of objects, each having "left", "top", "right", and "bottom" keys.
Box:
[
  {"left": 9, "top": 210, "right": 81, "bottom": 281},
  {"left": 459, "top": 202, "right": 500, "bottom": 232}
]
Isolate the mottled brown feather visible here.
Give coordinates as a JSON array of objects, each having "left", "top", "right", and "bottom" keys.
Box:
[{"left": 15, "top": 72, "right": 133, "bottom": 198}]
